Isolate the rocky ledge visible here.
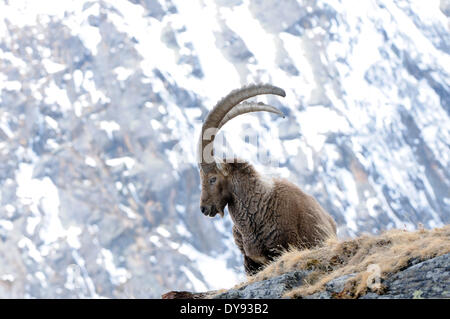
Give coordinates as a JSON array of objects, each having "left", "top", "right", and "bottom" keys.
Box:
[{"left": 163, "top": 253, "right": 449, "bottom": 299}]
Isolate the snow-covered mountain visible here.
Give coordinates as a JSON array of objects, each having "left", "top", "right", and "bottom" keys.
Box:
[{"left": 0, "top": 0, "right": 449, "bottom": 298}]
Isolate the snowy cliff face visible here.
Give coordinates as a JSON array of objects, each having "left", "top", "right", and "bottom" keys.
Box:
[{"left": 0, "top": 0, "right": 449, "bottom": 298}]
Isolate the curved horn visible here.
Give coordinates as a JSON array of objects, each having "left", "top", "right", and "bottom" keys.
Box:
[
  {"left": 198, "top": 84, "right": 286, "bottom": 171},
  {"left": 218, "top": 101, "right": 285, "bottom": 130}
]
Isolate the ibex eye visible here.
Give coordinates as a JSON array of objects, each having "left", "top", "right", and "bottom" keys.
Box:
[{"left": 209, "top": 177, "right": 217, "bottom": 184}]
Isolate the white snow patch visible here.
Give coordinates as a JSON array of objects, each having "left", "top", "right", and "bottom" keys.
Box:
[
  {"left": 178, "top": 243, "right": 243, "bottom": 290},
  {"left": 220, "top": 3, "right": 276, "bottom": 69},
  {"left": 66, "top": 226, "right": 82, "bottom": 249},
  {"left": 98, "top": 248, "right": 131, "bottom": 285},
  {"left": 180, "top": 266, "right": 208, "bottom": 292},
  {"left": 169, "top": 0, "right": 240, "bottom": 97},
  {"left": 45, "top": 116, "right": 59, "bottom": 130},
  {"left": 18, "top": 237, "right": 43, "bottom": 263},
  {"left": 0, "top": 76, "right": 22, "bottom": 91},
  {"left": 176, "top": 223, "right": 191, "bottom": 238},
  {"left": 73, "top": 69, "right": 83, "bottom": 90},
  {"left": 149, "top": 235, "right": 162, "bottom": 247},
  {"left": 16, "top": 163, "right": 65, "bottom": 244},
  {"left": 176, "top": 205, "right": 186, "bottom": 213},
  {"left": 42, "top": 59, "right": 66, "bottom": 74},
  {"left": 5, "top": 204, "right": 16, "bottom": 215},
  {"left": 44, "top": 81, "right": 72, "bottom": 112},
  {"left": 114, "top": 66, "right": 134, "bottom": 81},
  {"left": 118, "top": 204, "right": 138, "bottom": 219},
  {"left": 26, "top": 216, "right": 41, "bottom": 235},
  {"left": 80, "top": 70, "right": 110, "bottom": 104},
  {"left": 99, "top": 120, "right": 120, "bottom": 138},
  {"left": 35, "top": 271, "right": 48, "bottom": 288},
  {"left": 85, "top": 156, "right": 97, "bottom": 167},
  {"left": 0, "top": 274, "right": 15, "bottom": 283},
  {"left": 0, "top": 114, "right": 14, "bottom": 138},
  {"left": 156, "top": 226, "right": 171, "bottom": 238},
  {"left": 105, "top": 157, "right": 136, "bottom": 170},
  {"left": 150, "top": 119, "right": 162, "bottom": 130},
  {"left": 283, "top": 139, "right": 301, "bottom": 156},
  {"left": 0, "top": 220, "right": 14, "bottom": 231},
  {"left": 366, "top": 197, "right": 380, "bottom": 218},
  {"left": 299, "top": 106, "right": 350, "bottom": 151}
]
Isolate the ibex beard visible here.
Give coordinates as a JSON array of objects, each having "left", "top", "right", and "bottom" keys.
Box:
[{"left": 197, "top": 84, "right": 337, "bottom": 276}]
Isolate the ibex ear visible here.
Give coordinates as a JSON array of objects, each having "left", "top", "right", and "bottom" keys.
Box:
[{"left": 215, "top": 159, "right": 229, "bottom": 176}]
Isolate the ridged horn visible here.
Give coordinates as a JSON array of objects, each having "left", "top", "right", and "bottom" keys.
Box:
[
  {"left": 218, "top": 101, "right": 284, "bottom": 130},
  {"left": 198, "top": 84, "right": 286, "bottom": 171}
]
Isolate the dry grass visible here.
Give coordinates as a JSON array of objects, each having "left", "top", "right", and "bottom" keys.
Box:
[{"left": 226, "top": 225, "right": 450, "bottom": 299}]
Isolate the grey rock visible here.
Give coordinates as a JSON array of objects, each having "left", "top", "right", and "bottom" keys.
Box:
[
  {"left": 214, "top": 270, "right": 310, "bottom": 299},
  {"left": 215, "top": 21, "right": 253, "bottom": 63},
  {"left": 215, "top": 254, "right": 449, "bottom": 299},
  {"left": 305, "top": 255, "right": 449, "bottom": 299},
  {"left": 304, "top": 273, "right": 357, "bottom": 299},
  {"left": 324, "top": 273, "right": 357, "bottom": 293}
]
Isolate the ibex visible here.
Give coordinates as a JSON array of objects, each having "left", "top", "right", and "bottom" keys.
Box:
[{"left": 197, "top": 84, "right": 337, "bottom": 275}]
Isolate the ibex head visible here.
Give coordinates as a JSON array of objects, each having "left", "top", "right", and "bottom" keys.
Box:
[{"left": 197, "top": 84, "right": 286, "bottom": 217}]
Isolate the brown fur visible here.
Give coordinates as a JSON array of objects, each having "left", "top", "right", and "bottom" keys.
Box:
[{"left": 200, "top": 160, "right": 337, "bottom": 275}]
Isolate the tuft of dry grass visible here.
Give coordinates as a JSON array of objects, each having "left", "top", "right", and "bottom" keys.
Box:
[{"left": 225, "top": 225, "right": 450, "bottom": 299}]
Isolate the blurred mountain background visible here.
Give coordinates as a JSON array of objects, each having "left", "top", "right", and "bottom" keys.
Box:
[{"left": 0, "top": 0, "right": 449, "bottom": 298}]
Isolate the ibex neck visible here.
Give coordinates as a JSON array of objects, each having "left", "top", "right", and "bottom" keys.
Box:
[{"left": 227, "top": 166, "right": 272, "bottom": 229}]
